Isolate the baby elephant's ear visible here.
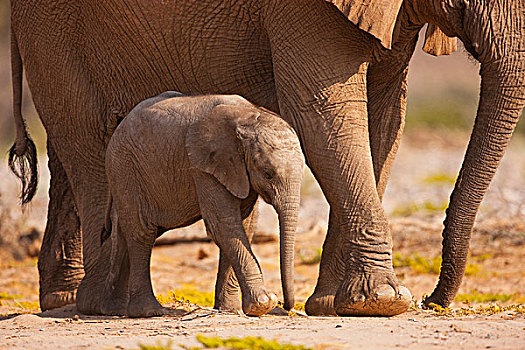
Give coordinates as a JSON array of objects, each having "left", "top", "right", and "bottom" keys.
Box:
[{"left": 185, "top": 104, "right": 251, "bottom": 199}]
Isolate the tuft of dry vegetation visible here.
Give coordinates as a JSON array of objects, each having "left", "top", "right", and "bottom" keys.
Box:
[
  {"left": 393, "top": 253, "right": 480, "bottom": 275},
  {"left": 455, "top": 290, "right": 525, "bottom": 304},
  {"left": 421, "top": 172, "right": 457, "bottom": 185},
  {"left": 297, "top": 248, "right": 322, "bottom": 265},
  {"left": 156, "top": 285, "right": 214, "bottom": 308},
  {"left": 428, "top": 302, "right": 525, "bottom": 318},
  {"left": 0, "top": 291, "right": 40, "bottom": 315},
  {"left": 188, "top": 334, "right": 316, "bottom": 350},
  {"left": 138, "top": 340, "right": 174, "bottom": 350},
  {"left": 139, "top": 335, "right": 317, "bottom": 350},
  {"left": 391, "top": 201, "right": 449, "bottom": 217}
]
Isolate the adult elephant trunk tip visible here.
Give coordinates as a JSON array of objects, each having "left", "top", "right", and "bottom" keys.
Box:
[
  {"left": 424, "top": 58, "right": 525, "bottom": 309},
  {"left": 276, "top": 194, "right": 300, "bottom": 311},
  {"left": 9, "top": 26, "right": 38, "bottom": 205}
]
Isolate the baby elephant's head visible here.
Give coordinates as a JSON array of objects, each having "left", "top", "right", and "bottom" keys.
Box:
[{"left": 186, "top": 102, "right": 305, "bottom": 310}]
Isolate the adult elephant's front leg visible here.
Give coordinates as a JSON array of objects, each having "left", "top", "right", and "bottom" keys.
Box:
[
  {"left": 367, "top": 33, "right": 418, "bottom": 200},
  {"left": 267, "top": 1, "right": 411, "bottom": 316},
  {"left": 38, "top": 141, "right": 84, "bottom": 311}
]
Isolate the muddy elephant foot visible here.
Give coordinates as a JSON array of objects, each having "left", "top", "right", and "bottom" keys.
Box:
[
  {"left": 304, "top": 291, "right": 337, "bottom": 316},
  {"left": 334, "top": 271, "right": 412, "bottom": 316},
  {"left": 242, "top": 288, "right": 278, "bottom": 316},
  {"left": 40, "top": 290, "right": 77, "bottom": 311}
]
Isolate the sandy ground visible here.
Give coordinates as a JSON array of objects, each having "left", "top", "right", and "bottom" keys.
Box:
[
  {"left": 1, "top": 306, "right": 524, "bottom": 350},
  {"left": 1, "top": 130, "right": 524, "bottom": 349}
]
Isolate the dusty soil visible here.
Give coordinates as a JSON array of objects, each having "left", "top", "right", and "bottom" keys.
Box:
[{"left": 1, "top": 129, "right": 524, "bottom": 349}]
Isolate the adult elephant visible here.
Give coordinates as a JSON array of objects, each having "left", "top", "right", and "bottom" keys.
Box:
[{"left": 9, "top": 0, "right": 524, "bottom": 316}]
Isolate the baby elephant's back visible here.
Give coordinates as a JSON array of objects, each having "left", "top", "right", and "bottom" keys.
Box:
[
  {"left": 105, "top": 92, "right": 253, "bottom": 195},
  {"left": 109, "top": 92, "right": 252, "bottom": 155},
  {"left": 112, "top": 92, "right": 252, "bottom": 142}
]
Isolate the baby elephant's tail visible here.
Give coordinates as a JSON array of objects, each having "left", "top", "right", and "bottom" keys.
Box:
[
  {"left": 100, "top": 194, "right": 113, "bottom": 244},
  {"left": 8, "top": 28, "right": 38, "bottom": 205}
]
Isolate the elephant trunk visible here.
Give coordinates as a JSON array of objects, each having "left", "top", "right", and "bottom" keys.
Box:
[
  {"left": 426, "top": 58, "right": 525, "bottom": 308},
  {"left": 275, "top": 184, "right": 301, "bottom": 311}
]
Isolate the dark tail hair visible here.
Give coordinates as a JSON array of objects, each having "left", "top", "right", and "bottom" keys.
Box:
[
  {"left": 9, "top": 28, "right": 38, "bottom": 205},
  {"left": 8, "top": 138, "right": 38, "bottom": 205}
]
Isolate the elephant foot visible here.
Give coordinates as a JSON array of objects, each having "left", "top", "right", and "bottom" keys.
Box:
[
  {"left": 305, "top": 291, "right": 337, "bottom": 316},
  {"left": 76, "top": 275, "right": 107, "bottom": 315},
  {"left": 100, "top": 297, "right": 128, "bottom": 316},
  {"left": 422, "top": 290, "right": 449, "bottom": 309},
  {"left": 127, "top": 295, "right": 165, "bottom": 318},
  {"left": 40, "top": 290, "right": 77, "bottom": 311},
  {"left": 214, "top": 295, "right": 242, "bottom": 312},
  {"left": 242, "top": 288, "right": 278, "bottom": 316},
  {"left": 334, "top": 271, "right": 412, "bottom": 316}
]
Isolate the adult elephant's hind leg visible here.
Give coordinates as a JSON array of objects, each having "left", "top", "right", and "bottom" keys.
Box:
[{"left": 38, "top": 141, "right": 84, "bottom": 311}]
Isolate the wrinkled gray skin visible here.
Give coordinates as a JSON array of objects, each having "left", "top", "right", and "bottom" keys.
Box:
[
  {"left": 9, "top": 0, "right": 524, "bottom": 316},
  {"left": 101, "top": 92, "right": 304, "bottom": 317}
]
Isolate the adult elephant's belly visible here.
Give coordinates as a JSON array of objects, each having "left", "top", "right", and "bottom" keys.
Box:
[{"left": 86, "top": 1, "right": 279, "bottom": 118}]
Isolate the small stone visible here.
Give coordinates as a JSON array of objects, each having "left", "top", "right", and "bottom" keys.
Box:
[
  {"left": 197, "top": 248, "right": 209, "bottom": 260},
  {"left": 335, "top": 324, "right": 342, "bottom": 328},
  {"left": 73, "top": 315, "right": 79, "bottom": 321}
]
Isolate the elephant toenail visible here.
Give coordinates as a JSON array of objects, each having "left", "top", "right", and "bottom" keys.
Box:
[
  {"left": 258, "top": 295, "right": 269, "bottom": 304},
  {"left": 397, "top": 286, "right": 412, "bottom": 299},
  {"left": 270, "top": 294, "right": 277, "bottom": 301},
  {"left": 376, "top": 285, "right": 395, "bottom": 298}
]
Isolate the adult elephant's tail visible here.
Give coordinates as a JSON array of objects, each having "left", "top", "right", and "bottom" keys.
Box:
[{"left": 8, "top": 28, "right": 38, "bottom": 205}]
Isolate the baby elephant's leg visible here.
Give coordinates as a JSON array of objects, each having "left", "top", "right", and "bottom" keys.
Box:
[
  {"left": 120, "top": 217, "right": 162, "bottom": 317},
  {"left": 194, "top": 174, "right": 277, "bottom": 316},
  {"left": 214, "top": 200, "right": 258, "bottom": 311}
]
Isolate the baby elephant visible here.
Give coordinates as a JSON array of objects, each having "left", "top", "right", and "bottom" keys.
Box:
[{"left": 101, "top": 92, "right": 304, "bottom": 317}]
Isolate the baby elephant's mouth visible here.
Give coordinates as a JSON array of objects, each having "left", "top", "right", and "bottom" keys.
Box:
[{"left": 255, "top": 187, "right": 273, "bottom": 205}]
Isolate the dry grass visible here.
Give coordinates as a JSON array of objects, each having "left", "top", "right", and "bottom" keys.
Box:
[{"left": 156, "top": 285, "right": 214, "bottom": 308}]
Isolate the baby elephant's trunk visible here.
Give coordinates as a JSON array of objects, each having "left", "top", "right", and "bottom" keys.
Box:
[{"left": 276, "top": 189, "right": 301, "bottom": 311}]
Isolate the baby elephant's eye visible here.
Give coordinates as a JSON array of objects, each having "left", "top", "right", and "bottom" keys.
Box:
[{"left": 263, "top": 169, "right": 274, "bottom": 180}]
